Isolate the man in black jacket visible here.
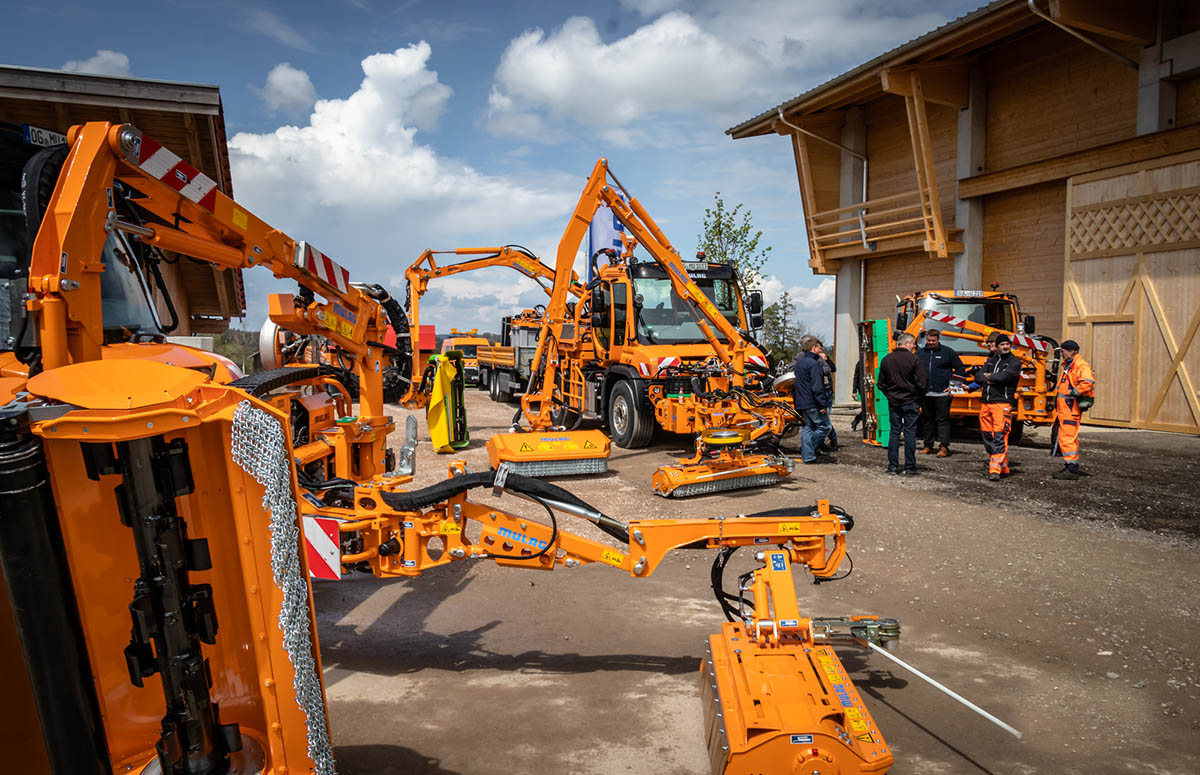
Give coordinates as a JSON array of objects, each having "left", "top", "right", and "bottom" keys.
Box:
[
  {"left": 877, "top": 332, "right": 927, "bottom": 475},
  {"left": 976, "top": 332, "right": 1022, "bottom": 481},
  {"left": 917, "top": 329, "right": 967, "bottom": 457},
  {"left": 791, "top": 337, "right": 833, "bottom": 464}
]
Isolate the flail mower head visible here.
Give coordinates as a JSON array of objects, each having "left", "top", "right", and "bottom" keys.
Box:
[
  {"left": 486, "top": 429, "right": 611, "bottom": 477},
  {"left": 651, "top": 428, "right": 793, "bottom": 498}
]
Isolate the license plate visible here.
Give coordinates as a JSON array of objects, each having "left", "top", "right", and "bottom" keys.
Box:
[{"left": 24, "top": 124, "right": 67, "bottom": 147}]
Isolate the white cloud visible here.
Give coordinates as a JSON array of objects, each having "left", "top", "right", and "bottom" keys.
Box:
[
  {"left": 488, "top": 13, "right": 762, "bottom": 135},
  {"left": 246, "top": 9, "right": 315, "bottom": 52},
  {"left": 259, "top": 63, "right": 318, "bottom": 114},
  {"left": 487, "top": 3, "right": 950, "bottom": 138},
  {"left": 228, "top": 43, "right": 574, "bottom": 327},
  {"left": 60, "top": 50, "right": 131, "bottom": 77}
]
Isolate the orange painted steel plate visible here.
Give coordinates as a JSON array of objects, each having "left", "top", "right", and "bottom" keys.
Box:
[{"left": 27, "top": 359, "right": 208, "bottom": 409}]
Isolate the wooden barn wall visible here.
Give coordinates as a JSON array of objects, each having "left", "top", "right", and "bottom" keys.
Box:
[
  {"left": 1064, "top": 152, "right": 1200, "bottom": 434},
  {"left": 981, "top": 182, "right": 1067, "bottom": 336},
  {"left": 1174, "top": 73, "right": 1200, "bottom": 130},
  {"left": 983, "top": 27, "right": 1138, "bottom": 172},
  {"left": 863, "top": 251, "right": 953, "bottom": 322},
  {"left": 864, "top": 94, "right": 958, "bottom": 228}
]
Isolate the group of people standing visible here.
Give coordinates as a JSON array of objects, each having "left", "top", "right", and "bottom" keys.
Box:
[
  {"left": 789, "top": 325, "right": 1095, "bottom": 479},
  {"left": 875, "top": 329, "right": 1094, "bottom": 479}
]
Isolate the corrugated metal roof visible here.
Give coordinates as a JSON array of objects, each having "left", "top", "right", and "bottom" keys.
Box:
[{"left": 727, "top": 0, "right": 1019, "bottom": 137}]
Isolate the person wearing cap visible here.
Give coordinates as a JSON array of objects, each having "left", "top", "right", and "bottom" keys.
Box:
[
  {"left": 1051, "top": 340, "right": 1095, "bottom": 480},
  {"left": 976, "top": 332, "right": 1022, "bottom": 481}
]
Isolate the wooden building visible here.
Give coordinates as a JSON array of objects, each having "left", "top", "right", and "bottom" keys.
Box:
[
  {"left": 0, "top": 64, "right": 245, "bottom": 334},
  {"left": 729, "top": 0, "right": 1200, "bottom": 434}
]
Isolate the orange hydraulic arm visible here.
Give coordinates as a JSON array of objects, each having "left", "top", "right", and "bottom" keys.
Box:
[
  {"left": 27, "top": 121, "right": 393, "bottom": 419},
  {"left": 400, "top": 246, "right": 582, "bottom": 406},
  {"left": 521, "top": 159, "right": 758, "bottom": 429}
]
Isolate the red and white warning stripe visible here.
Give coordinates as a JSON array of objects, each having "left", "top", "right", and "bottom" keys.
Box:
[
  {"left": 134, "top": 135, "right": 219, "bottom": 212},
  {"left": 636, "top": 361, "right": 653, "bottom": 377},
  {"left": 303, "top": 515, "right": 342, "bottom": 580},
  {"left": 1011, "top": 333, "right": 1049, "bottom": 353},
  {"left": 925, "top": 310, "right": 968, "bottom": 328},
  {"left": 657, "top": 356, "right": 681, "bottom": 371},
  {"left": 746, "top": 353, "right": 769, "bottom": 369},
  {"left": 295, "top": 241, "right": 351, "bottom": 294},
  {"left": 924, "top": 311, "right": 1049, "bottom": 353}
]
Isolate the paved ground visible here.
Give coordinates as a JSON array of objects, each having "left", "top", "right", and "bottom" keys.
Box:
[{"left": 318, "top": 389, "right": 1200, "bottom": 774}]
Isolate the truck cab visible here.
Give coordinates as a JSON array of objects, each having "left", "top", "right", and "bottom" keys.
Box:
[
  {"left": 440, "top": 328, "right": 491, "bottom": 383},
  {"left": 578, "top": 255, "right": 774, "bottom": 447}
]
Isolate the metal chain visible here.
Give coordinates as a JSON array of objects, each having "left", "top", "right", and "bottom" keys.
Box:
[{"left": 232, "top": 401, "right": 336, "bottom": 775}]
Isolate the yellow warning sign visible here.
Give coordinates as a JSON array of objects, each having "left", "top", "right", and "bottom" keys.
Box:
[
  {"left": 519, "top": 443, "right": 534, "bottom": 452},
  {"left": 539, "top": 442, "right": 553, "bottom": 451},
  {"left": 778, "top": 522, "right": 803, "bottom": 534},
  {"left": 439, "top": 522, "right": 462, "bottom": 535},
  {"left": 854, "top": 733, "right": 875, "bottom": 743},
  {"left": 600, "top": 550, "right": 625, "bottom": 567},
  {"left": 583, "top": 440, "right": 596, "bottom": 449}
]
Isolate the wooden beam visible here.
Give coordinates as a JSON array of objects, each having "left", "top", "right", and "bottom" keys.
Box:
[
  {"left": 958, "top": 124, "right": 1200, "bottom": 199},
  {"left": 881, "top": 61, "right": 969, "bottom": 108},
  {"left": 790, "top": 132, "right": 824, "bottom": 273},
  {"left": 1048, "top": 0, "right": 1155, "bottom": 45}
]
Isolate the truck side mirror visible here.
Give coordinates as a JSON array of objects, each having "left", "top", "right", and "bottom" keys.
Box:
[
  {"left": 591, "top": 287, "right": 609, "bottom": 326},
  {"left": 896, "top": 311, "right": 909, "bottom": 332},
  {"left": 748, "top": 290, "right": 763, "bottom": 315},
  {"left": 750, "top": 313, "right": 764, "bottom": 330},
  {"left": 1023, "top": 314, "right": 1035, "bottom": 334}
]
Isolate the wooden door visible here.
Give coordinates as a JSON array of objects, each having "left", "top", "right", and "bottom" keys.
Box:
[{"left": 1064, "top": 151, "right": 1200, "bottom": 434}]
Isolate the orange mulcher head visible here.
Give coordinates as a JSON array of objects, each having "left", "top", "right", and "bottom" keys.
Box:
[
  {"left": 650, "top": 428, "right": 793, "bottom": 498},
  {"left": 486, "top": 429, "right": 611, "bottom": 477}
]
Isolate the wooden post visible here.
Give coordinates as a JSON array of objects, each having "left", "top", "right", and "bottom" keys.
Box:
[{"left": 909, "top": 72, "right": 948, "bottom": 257}]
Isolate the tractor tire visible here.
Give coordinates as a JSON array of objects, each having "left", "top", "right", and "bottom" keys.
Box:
[{"left": 607, "top": 380, "right": 653, "bottom": 449}]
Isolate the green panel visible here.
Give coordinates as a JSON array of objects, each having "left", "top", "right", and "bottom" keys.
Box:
[{"left": 871, "top": 319, "right": 892, "bottom": 448}]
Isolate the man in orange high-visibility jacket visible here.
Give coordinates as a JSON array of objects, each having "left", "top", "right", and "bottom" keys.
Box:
[
  {"left": 975, "top": 333, "right": 1021, "bottom": 482},
  {"left": 1052, "top": 340, "right": 1095, "bottom": 480}
]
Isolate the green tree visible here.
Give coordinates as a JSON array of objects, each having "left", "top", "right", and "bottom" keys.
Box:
[
  {"left": 697, "top": 192, "right": 771, "bottom": 287},
  {"left": 760, "top": 291, "right": 811, "bottom": 364}
]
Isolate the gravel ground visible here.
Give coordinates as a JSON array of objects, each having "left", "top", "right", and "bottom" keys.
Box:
[{"left": 317, "top": 389, "right": 1200, "bottom": 775}]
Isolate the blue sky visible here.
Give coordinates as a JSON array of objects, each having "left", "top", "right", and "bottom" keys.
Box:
[{"left": 5, "top": 0, "right": 981, "bottom": 338}]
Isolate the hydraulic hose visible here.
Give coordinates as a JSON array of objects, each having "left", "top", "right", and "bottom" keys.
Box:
[{"left": 379, "top": 469, "right": 629, "bottom": 544}]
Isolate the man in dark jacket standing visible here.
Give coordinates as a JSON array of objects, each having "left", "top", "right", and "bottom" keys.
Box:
[
  {"left": 791, "top": 337, "right": 833, "bottom": 464},
  {"left": 976, "top": 332, "right": 1022, "bottom": 481},
  {"left": 917, "top": 329, "right": 966, "bottom": 457},
  {"left": 877, "top": 332, "right": 926, "bottom": 475}
]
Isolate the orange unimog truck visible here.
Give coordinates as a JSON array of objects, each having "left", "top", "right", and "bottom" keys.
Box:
[{"left": 858, "top": 288, "right": 1059, "bottom": 447}]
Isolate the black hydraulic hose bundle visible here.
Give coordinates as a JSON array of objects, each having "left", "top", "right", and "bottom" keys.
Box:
[
  {"left": 378, "top": 469, "right": 630, "bottom": 544},
  {"left": 708, "top": 504, "right": 856, "bottom": 621}
]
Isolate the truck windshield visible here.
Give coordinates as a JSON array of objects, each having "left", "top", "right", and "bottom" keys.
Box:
[
  {"left": 101, "top": 232, "right": 163, "bottom": 340},
  {"left": 449, "top": 344, "right": 478, "bottom": 357},
  {"left": 633, "top": 276, "right": 741, "bottom": 344},
  {"left": 920, "top": 296, "right": 1015, "bottom": 337}
]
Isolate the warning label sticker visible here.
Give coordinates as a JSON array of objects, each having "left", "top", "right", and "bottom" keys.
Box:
[
  {"left": 519, "top": 443, "right": 534, "bottom": 452},
  {"left": 854, "top": 732, "right": 875, "bottom": 743},
  {"left": 583, "top": 440, "right": 597, "bottom": 449},
  {"left": 600, "top": 550, "right": 624, "bottom": 567}
]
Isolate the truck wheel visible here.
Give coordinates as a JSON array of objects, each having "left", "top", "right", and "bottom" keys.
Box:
[
  {"left": 496, "top": 374, "right": 513, "bottom": 403},
  {"left": 607, "top": 380, "right": 653, "bottom": 448},
  {"left": 478, "top": 368, "right": 490, "bottom": 391},
  {"left": 489, "top": 375, "right": 499, "bottom": 402}
]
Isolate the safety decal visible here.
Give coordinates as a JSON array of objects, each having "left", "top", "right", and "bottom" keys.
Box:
[
  {"left": 600, "top": 549, "right": 625, "bottom": 567},
  {"left": 790, "top": 734, "right": 813, "bottom": 745},
  {"left": 519, "top": 442, "right": 534, "bottom": 452},
  {"left": 232, "top": 207, "right": 248, "bottom": 230},
  {"left": 302, "top": 516, "right": 341, "bottom": 580},
  {"left": 770, "top": 553, "right": 786, "bottom": 572},
  {"left": 778, "top": 522, "right": 803, "bottom": 534},
  {"left": 854, "top": 732, "right": 875, "bottom": 743},
  {"left": 583, "top": 440, "right": 597, "bottom": 449},
  {"left": 439, "top": 522, "right": 462, "bottom": 535}
]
